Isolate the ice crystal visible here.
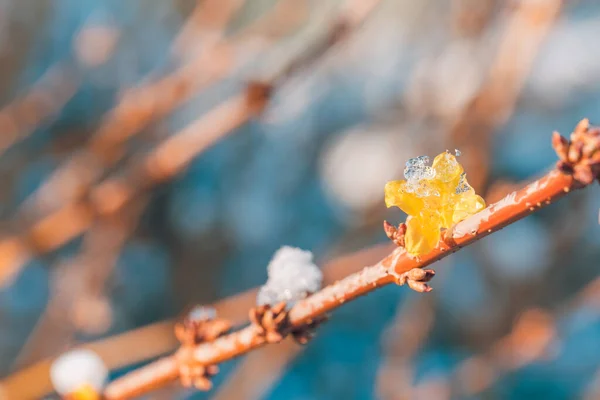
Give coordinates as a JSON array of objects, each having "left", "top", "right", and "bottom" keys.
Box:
[
  {"left": 403, "top": 156, "right": 437, "bottom": 196},
  {"left": 455, "top": 172, "right": 471, "bottom": 194}
]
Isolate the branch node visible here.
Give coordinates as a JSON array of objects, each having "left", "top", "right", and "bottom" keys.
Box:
[
  {"left": 553, "top": 119, "right": 600, "bottom": 186},
  {"left": 290, "top": 314, "right": 329, "bottom": 345},
  {"left": 174, "top": 307, "right": 231, "bottom": 390},
  {"left": 249, "top": 302, "right": 290, "bottom": 344},
  {"left": 245, "top": 81, "right": 273, "bottom": 115},
  {"left": 383, "top": 220, "right": 406, "bottom": 247},
  {"left": 249, "top": 301, "right": 328, "bottom": 345},
  {"left": 443, "top": 227, "right": 458, "bottom": 247},
  {"left": 394, "top": 268, "right": 435, "bottom": 293}
]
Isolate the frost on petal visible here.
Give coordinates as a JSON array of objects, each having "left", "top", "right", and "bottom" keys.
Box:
[
  {"left": 50, "top": 349, "right": 108, "bottom": 397},
  {"left": 257, "top": 246, "right": 323, "bottom": 309},
  {"left": 405, "top": 155, "right": 429, "bottom": 167},
  {"left": 455, "top": 172, "right": 472, "bottom": 194},
  {"left": 384, "top": 151, "right": 485, "bottom": 257},
  {"left": 403, "top": 155, "right": 437, "bottom": 197}
]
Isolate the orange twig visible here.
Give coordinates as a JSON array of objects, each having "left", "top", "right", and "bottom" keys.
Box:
[
  {"left": 450, "top": 0, "right": 562, "bottom": 193},
  {"left": 13, "top": 198, "right": 147, "bottom": 368},
  {"left": 0, "top": 244, "right": 392, "bottom": 399},
  {"left": 104, "top": 122, "right": 599, "bottom": 400},
  {"left": 0, "top": 0, "right": 380, "bottom": 287},
  {"left": 0, "top": 63, "right": 81, "bottom": 156},
  {"left": 15, "top": 0, "right": 308, "bottom": 223}
]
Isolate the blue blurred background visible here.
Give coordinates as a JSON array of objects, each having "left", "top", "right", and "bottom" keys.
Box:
[{"left": 0, "top": 0, "right": 599, "bottom": 399}]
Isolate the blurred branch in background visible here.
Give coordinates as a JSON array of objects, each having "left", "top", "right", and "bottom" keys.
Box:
[
  {"left": 0, "top": 0, "right": 382, "bottom": 382},
  {"left": 210, "top": 340, "right": 302, "bottom": 400},
  {"left": 8, "top": 0, "right": 252, "bottom": 370},
  {"left": 0, "top": 0, "right": 264, "bottom": 285},
  {"left": 454, "top": 272, "right": 600, "bottom": 397},
  {"left": 449, "top": 0, "right": 562, "bottom": 194},
  {"left": 327, "top": 0, "right": 561, "bottom": 243},
  {"left": 376, "top": 295, "right": 436, "bottom": 399},
  {"left": 0, "top": 0, "right": 379, "bottom": 289},
  {"left": 12, "top": 197, "right": 148, "bottom": 368},
  {"left": 0, "top": 64, "right": 81, "bottom": 157}
]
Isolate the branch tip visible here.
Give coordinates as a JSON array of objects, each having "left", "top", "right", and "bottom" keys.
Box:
[
  {"left": 552, "top": 119, "right": 600, "bottom": 186},
  {"left": 250, "top": 301, "right": 327, "bottom": 345},
  {"left": 173, "top": 307, "right": 231, "bottom": 391},
  {"left": 249, "top": 303, "right": 289, "bottom": 344}
]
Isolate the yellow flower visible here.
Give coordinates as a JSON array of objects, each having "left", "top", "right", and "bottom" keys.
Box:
[
  {"left": 384, "top": 151, "right": 485, "bottom": 256},
  {"left": 66, "top": 384, "right": 101, "bottom": 400}
]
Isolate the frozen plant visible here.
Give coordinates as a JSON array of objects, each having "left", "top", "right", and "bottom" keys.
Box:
[
  {"left": 50, "top": 349, "right": 108, "bottom": 399},
  {"left": 385, "top": 150, "right": 485, "bottom": 255},
  {"left": 257, "top": 246, "right": 323, "bottom": 309}
]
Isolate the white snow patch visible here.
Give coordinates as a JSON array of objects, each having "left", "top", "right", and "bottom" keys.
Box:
[
  {"left": 257, "top": 246, "right": 323, "bottom": 308},
  {"left": 525, "top": 181, "right": 541, "bottom": 195},
  {"left": 494, "top": 191, "right": 518, "bottom": 210},
  {"left": 50, "top": 349, "right": 107, "bottom": 396},
  {"left": 453, "top": 207, "right": 493, "bottom": 239}
]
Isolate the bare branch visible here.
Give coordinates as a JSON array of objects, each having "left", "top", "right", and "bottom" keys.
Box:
[{"left": 104, "top": 122, "right": 600, "bottom": 400}]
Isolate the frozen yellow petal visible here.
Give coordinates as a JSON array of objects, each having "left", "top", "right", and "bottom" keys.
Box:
[
  {"left": 384, "top": 180, "right": 424, "bottom": 216},
  {"left": 404, "top": 213, "right": 442, "bottom": 256},
  {"left": 439, "top": 201, "right": 456, "bottom": 229},
  {"left": 432, "top": 151, "right": 463, "bottom": 183},
  {"left": 68, "top": 384, "right": 100, "bottom": 400},
  {"left": 452, "top": 194, "right": 486, "bottom": 224}
]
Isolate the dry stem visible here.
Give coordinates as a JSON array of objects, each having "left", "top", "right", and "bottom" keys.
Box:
[
  {"left": 104, "top": 122, "right": 599, "bottom": 399},
  {"left": 0, "top": 0, "right": 380, "bottom": 287}
]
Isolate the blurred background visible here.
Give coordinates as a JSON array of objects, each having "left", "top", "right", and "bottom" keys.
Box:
[{"left": 0, "top": 0, "right": 599, "bottom": 399}]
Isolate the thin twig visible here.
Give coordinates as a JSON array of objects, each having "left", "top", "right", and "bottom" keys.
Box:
[
  {"left": 0, "top": 0, "right": 380, "bottom": 287},
  {"left": 0, "top": 63, "right": 82, "bottom": 157},
  {"left": 12, "top": 198, "right": 147, "bottom": 368},
  {"left": 450, "top": 0, "right": 563, "bottom": 193},
  {"left": 104, "top": 122, "right": 599, "bottom": 399},
  {"left": 8, "top": 0, "right": 255, "bottom": 366},
  {"left": 0, "top": 244, "right": 392, "bottom": 399}
]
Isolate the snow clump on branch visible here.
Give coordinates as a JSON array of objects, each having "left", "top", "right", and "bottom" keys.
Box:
[{"left": 257, "top": 246, "right": 323, "bottom": 309}]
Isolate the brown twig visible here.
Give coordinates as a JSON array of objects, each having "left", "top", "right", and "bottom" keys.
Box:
[
  {"left": 0, "top": 244, "right": 393, "bottom": 399},
  {"left": 15, "top": 1, "right": 257, "bottom": 223},
  {"left": 8, "top": 0, "right": 254, "bottom": 368},
  {"left": 0, "top": 0, "right": 380, "bottom": 288},
  {"left": 450, "top": 0, "right": 562, "bottom": 193},
  {"left": 0, "top": 63, "right": 81, "bottom": 157},
  {"left": 103, "top": 122, "right": 599, "bottom": 399},
  {"left": 12, "top": 198, "right": 147, "bottom": 368},
  {"left": 453, "top": 272, "right": 600, "bottom": 398},
  {"left": 376, "top": 295, "right": 436, "bottom": 399}
]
